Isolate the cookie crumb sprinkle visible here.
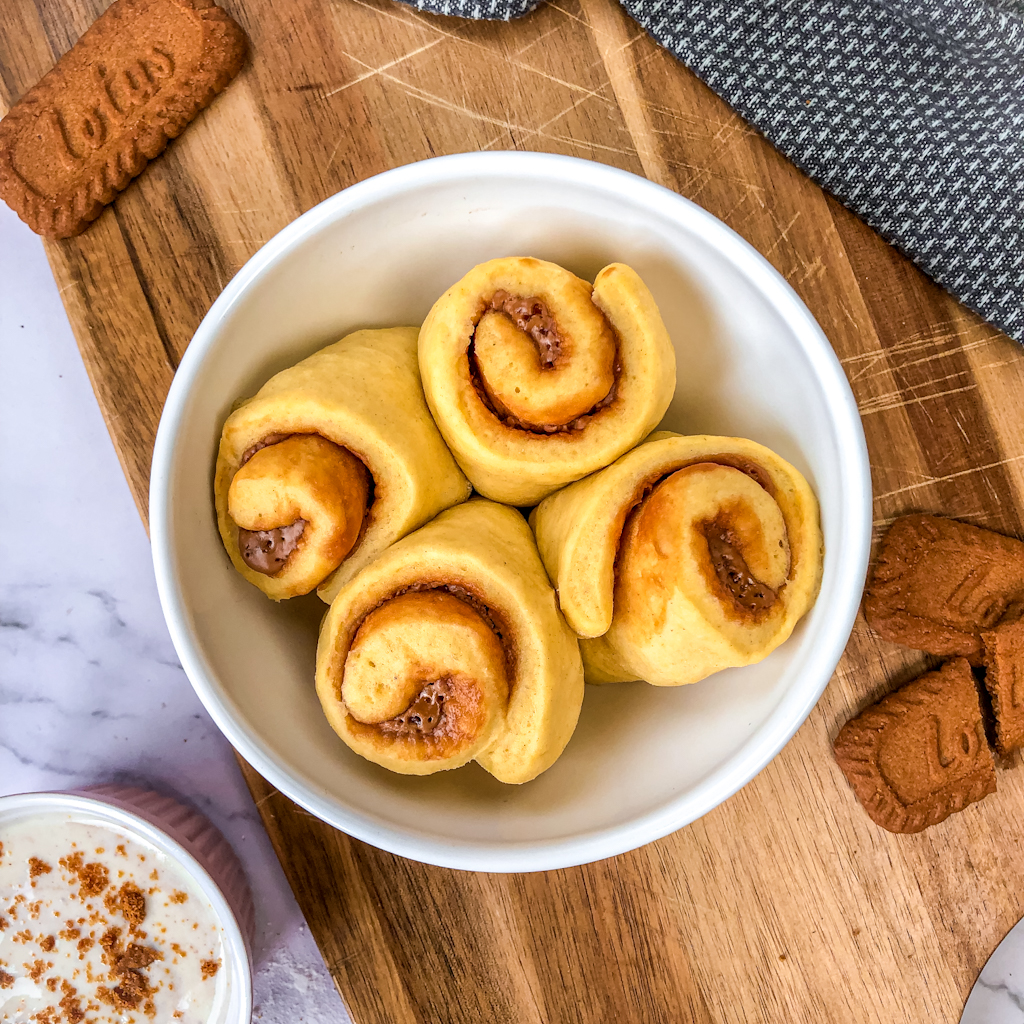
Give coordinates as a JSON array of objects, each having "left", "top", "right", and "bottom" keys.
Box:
[
  {"left": 29, "top": 858, "right": 52, "bottom": 878},
  {"left": 1, "top": 815, "right": 228, "bottom": 1022},
  {"left": 119, "top": 882, "right": 147, "bottom": 927}
]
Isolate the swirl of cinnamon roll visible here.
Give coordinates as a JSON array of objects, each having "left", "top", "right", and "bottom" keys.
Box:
[
  {"left": 214, "top": 327, "right": 471, "bottom": 602},
  {"left": 315, "top": 500, "right": 585, "bottom": 782},
  {"left": 418, "top": 257, "right": 676, "bottom": 506},
  {"left": 531, "top": 433, "right": 823, "bottom": 686}
]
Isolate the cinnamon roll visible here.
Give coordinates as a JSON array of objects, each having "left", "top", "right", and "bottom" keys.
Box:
[
  {"left": 315, "top": 499, "right": 585, "bottom": 783},
  {"left": 531, "top": 433, "right": 823, "bottom": 685},
  {"left": 215, "top": 327, "right": 472, "bottom": 602},
  {"left": 418, "top": 257, "right": 676, "bottom": 506}
]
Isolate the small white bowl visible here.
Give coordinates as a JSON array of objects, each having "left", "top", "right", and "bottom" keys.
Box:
[
  {"left": 150, "top": 152, "right": 871, "bottom": 872},
  {"left": 0, "top": 787, "right": 252, "bottom": 1022}
]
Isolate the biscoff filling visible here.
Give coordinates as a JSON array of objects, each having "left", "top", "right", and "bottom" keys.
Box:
[
  {"left": 703, "top": 520, "right": 779, "bottom": 613},
  {"left": 237, "top": 433, "right": 305, "bottom": 574},
  {"left": 238, "top": 520, "right": 307, "bottom": 574},
  {"left": 231, "top": 433, "right": 372, "bottom": 577},
  {"left": 378, "top": 679, "right": 451, "bottom": 736},
  {"left": 468, "top": 292, "right": 620, "bottom": 434},
  {"left": 392, "top": 582, "right": 510, "bottom": 656},
  {"left": 489, "top": 291, "right": 564, "bottom": 367},
  {"left": 615, "top": 456, "right": 784, "bottom": 616},
  {"left": 351, "top": 582, "right": 514, "bottom": 737},
  {"left": 239, "top": 432, "right": 295, "bottom": 466}
]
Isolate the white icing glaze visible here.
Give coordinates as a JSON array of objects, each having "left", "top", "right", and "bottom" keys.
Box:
[{"left": 0, "top": 814, "right": 227, "bottom": 1024}]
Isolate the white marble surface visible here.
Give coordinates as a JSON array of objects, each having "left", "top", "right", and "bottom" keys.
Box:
[
  {"left": 0, "top": 203, "right": 348, "bottom": 1023},
  {"left": 961, "top": 919, "right": 1024, "bottom": 1023}
]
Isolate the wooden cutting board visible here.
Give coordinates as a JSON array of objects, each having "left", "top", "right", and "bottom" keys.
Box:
[{"left": 5, "top": 1, "right": 1024, "bottom": 1020}]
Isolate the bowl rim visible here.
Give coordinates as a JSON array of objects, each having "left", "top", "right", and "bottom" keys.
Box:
[
  {"left": 0, "top": 790, "right": 253, "bottom": 1022},
  {"left": 150, "top": 150, "right": 872, "bottom": 873}
]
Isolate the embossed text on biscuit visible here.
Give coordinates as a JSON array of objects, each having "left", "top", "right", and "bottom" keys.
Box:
[{"left": 0, "top": 0, "right": 246, "bottom": 238}]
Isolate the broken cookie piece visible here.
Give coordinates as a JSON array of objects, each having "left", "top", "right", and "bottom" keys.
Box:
[
  {"left": 982, "top": 620, "right": 1024, "bottom": 754},
  {"left": 864, "top": 514, "right": 1024, "bottom": 664},
  {"left": 833, "top": 658, "right": 995, "bottom": 833}
]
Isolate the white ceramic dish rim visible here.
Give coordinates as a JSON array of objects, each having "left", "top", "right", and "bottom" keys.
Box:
[
  {"left": 150, "top": 150, "right": 872, "bottom": 873},
  {"left": 0, "top": 790, "right": 253, "bottom": 1023}
]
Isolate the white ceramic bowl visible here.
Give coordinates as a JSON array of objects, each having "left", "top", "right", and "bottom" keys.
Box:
[
  {"left": 151, "top": 152, "right": 871, "bottom": 872},
  {"left": 0, "top": 789, "right": 252, "bottom": 1023}
]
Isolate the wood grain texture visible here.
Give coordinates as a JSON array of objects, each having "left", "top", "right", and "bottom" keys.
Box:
[{"left": 6, "top": 0, "right": 1024, "bottom": 1020}]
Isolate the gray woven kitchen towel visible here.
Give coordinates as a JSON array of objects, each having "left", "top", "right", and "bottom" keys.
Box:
[{"left": 402, "top": 0, "right": 1024, "bottom": 344}]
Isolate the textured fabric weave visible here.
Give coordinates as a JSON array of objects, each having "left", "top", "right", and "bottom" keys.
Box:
[{"left": 402, "top": 0, "right": 1024, "bottom": 343}]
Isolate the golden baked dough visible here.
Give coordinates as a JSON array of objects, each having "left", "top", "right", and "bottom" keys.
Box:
[
  {"left": 228, "top": 435, "right": 369, "bottom": 589},
  {"left": 531, "top": 432, "right": 823, "bottom": 685},
  {"left": 215, "top": 327, "right": 471, "bottom": 602},
  {"left": 418, "top": 257, "right": 676, "bottom": 505},
  {"left": 316, "top": 499, "right": 585, "bottom": 783}
]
